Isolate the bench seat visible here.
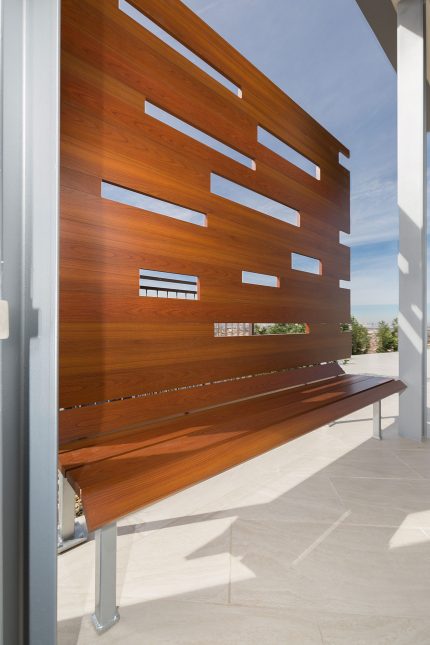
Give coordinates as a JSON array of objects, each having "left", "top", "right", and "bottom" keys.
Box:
[{"left": 60, "top": 372, "right": 405, "bottom": 531}]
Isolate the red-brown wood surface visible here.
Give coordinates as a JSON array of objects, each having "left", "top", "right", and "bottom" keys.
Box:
[
  {"left": 59, "top": 0, "right": 359, "bottom": 524},
  {"left": 60, "top": 0, "right": 351, "bottom": 419},
  {"left": 63, "top": 376, "right": 405, "bottom": 531},
  {"left": 59, "top": 362, "right": 344, "bottom": 446},
  {"left": 59, "top": 374, "right": 386, "bottom": 469}
]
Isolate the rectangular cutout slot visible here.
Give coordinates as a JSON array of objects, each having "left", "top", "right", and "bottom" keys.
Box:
[
  {"left": 119, "top": 0, "right": 241, "bottom": 96},
  {"left": 242, "top": 271, "right": 279, "bottom": 288},
  {"left": 214, "top": 323, "right": 253, "bottom": 337},
  {"left": 339, "top": 280, "right": 350, "bottom": 289},
  {"left": 102, "top": 181, "right": 206, "bottom": 227},
  {"left": 139, "top": 269, "right": 198, "bottom": 299},
  {"left": 291, "top": 253, "right": 321, "bottom": 275},
  {"left": 258, "top": 126, "right": 320, "bottom": 179},
  {"left": 145, "top": 101, "right": 254, "bottom": 169},
  {"left": 211, "top": 174, "right": 299, "bottom": 226},
  {"left": 338, "top": 151, "right": 350, "bottom": 170},
  {"left": 214, "top": 323, "right": 308, "bottom": 336}
]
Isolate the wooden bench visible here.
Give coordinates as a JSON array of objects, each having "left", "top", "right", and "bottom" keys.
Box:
[
  {"left": 58, "top": 362, "right": 404, "bottom": 631},
  {"left": 59, "top": 0, "right": 405, "bottom": 633},
  {"left": 59, "top": 363, "right": 404, "bottom": 532}
]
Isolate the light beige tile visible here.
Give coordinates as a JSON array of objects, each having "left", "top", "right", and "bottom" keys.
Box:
[
  {"left": 230, "top": 519, "right": 430, "bottom": 617},
  {"left": 225, "top": 472, "right": 348, "bottom": 525},
  {"left": 318, "top": 613, "right": 430, "bottom": 645},
  {"left": 58, "top": 600, "right": 323, "bottom": 645},
  {"left": 394, "top": 450, "right": 430, "bottom": 478},
  {"left": 321, "top": 449, "right": 422, "bottom": 479},
  {"left": 116, "top": 516, "right": 232, "bottom": 607},
  {"left": 330, "top": 476, "right": 430, "bottom": 528}
]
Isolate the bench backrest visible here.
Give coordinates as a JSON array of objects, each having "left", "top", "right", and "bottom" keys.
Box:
[{"left": 60, "top": 0, "right": 350, "bottom": 447}]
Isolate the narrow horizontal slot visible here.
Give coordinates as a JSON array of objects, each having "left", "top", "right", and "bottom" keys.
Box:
[
  {"left": 101, "top": 181, "right": 206, "bottom": 227},
  {"left": 253, "top": 323, "right": 309, "bottom": 335},
  {"left": 242, "top": 271, "right": 279, "bottom": 288},
  {"left": 214, "top": 323, "right": 308, "bottom": 337},
  {"left": 258, "top": 126, "right": 320, "bottom": 179},
  {"left": 139, "top": 269, "right": 198, "bottom": 300},
  {"left": 119, "top": 0, "right": 241, "bottom": 96},
  {"left": 211, "top": 174, "right": 299, "bottom": 226},
  {"left": 291, "top": 253, "right": 321, "bottom": 275},
  {"left": 145, "top": 101, "right": 254, "bottom": 169},
  {"left": 339, "top": 280, "right": 350, "bottom": 289},
  {"left": 340, "top": 322, "right": 352, "bottom": 332}
]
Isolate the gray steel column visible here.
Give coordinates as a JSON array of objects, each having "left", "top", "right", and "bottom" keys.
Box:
[
  {"left": 1, "top": 0, "right": 60, "bottom": 643},
  {"left": 26, "top": 1, "right": 60, "bottom": 642},
  {"left": 92, "top": 523, "right": 120, "bottom": 634},
  {"left": 397, "top": 0, "right": 427, "bottom": 441}
]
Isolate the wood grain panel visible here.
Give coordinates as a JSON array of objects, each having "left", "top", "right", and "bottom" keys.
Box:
[
  {"left": 60, "top": 323, "right": 351, "bottom": 408},
  {"left": 60, "top": 1, "right": 351, "bottom": 434}
]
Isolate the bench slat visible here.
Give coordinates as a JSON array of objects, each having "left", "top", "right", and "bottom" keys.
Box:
[{"left": 59, "top": 362, "right": 344, "bottom": 446}]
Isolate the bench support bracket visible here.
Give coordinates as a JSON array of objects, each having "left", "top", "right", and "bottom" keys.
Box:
[
  {"left": 91, "top": 522, "right": 120, "bottom": 634},
  {"left": 373, "top": 401, "right": 382, "bottom": 440},
  {"left": 58, "top": 474, "right": 87, "bottom": 553}
]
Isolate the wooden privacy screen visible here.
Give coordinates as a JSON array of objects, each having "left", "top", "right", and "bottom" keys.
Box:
[{"left": 60, "top": 0, "right": 351, "bottom": 440}]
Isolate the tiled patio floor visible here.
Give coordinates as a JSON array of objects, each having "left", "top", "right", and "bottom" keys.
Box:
[{"left": 58, "top": 352, "right": 430, "bottom": 644}]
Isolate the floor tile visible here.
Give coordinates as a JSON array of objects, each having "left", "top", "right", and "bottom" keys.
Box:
[
  {"left": 230, "top": 519, "right": 430, "bottom": 617},
  {"left": 330, "top": 476, "right": 430, "bottom": 528},
  {"left": 58, "top": 600, "right": 323, "bottom": 645},
  {"left": 318, "top": 613, "right": 430, "bottom": 645}
]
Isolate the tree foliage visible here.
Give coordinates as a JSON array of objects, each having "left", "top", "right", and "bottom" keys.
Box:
[
  {"left": 376, "top": 318, "right": 398, "bottom": 353},
  {"left": 253, "top": 322, "right": 307, "bottom": 335},
  {"left": 350, "top": 316, "right": 370, "bottom": 355}
]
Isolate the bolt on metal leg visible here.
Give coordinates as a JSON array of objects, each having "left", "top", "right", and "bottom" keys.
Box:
[
  {"left": 373, "top": 400, "right": 382, "bottom": 440},
  {"left": 91, "top": 522, "right": 120, "bottom": 634},
  {"left": 58, "top": 474, "right": 88, "bottom": 553}
]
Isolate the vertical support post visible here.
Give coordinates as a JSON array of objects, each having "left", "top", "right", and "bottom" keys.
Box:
[
  {"left": 92, "top": 523, "right": 120, "bottom": 634},
  {"left": 397, "top": 0, "right": 427, "bottom": 441},
  {"left": 373, "top": 400, "right": 382, "bottom": 440},
  {"left": 2, "top": 0, "right": 60, "bottom": 643},
  {"left": 57, "top": 474, "right": 87, "bottom": 552},
  {"left": 58, "top": 476, "right": 76, "bottom": 542}
]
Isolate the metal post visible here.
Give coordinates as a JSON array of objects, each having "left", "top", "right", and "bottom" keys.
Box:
[
  {"left": 373, "top": 400, "right": 382, "bottom": 440},
  {"left": 59, "top": 476, "right": 75, "bottom": 542},
  {"left": 1, "top": 0, "right": 60, "bottom": 642},
  {"left": 397, "top": 0, "right": 427, "bottom": 441},
  {"left": 57, "top": 475, "right": 88, "bottom": 553},
  {"left": 92, "top": 523, "right": 120, "bottom": 634}
]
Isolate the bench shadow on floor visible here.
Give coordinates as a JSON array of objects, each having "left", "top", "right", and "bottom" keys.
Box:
[{"left": 57, "top": 414, "right": 430, "bottom": 645}]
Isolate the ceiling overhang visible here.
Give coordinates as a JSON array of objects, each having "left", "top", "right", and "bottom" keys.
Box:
[{"left": 355, "top": 0, "right": 430, "bottom": 129}]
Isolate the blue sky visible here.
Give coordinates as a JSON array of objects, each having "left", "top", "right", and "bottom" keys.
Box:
[{"left": 181, "top": 0, "right": 422, "bottom": 320}]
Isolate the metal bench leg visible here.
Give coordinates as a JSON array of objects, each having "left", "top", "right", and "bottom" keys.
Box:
[
  {"left": 92, "top": 522, "right": 120, "bottom": 634},
  {"left": 373, "top": 400, "right": 382, "bottom": 440},
  {"left": 58, "top": 474, "right": 87, "bottom": 553},
  {"left": 59, "top": 474, "right": 75, "bottom": 542}
]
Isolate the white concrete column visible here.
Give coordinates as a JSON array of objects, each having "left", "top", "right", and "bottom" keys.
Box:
[{"left": 397, "top": 0, "right": 427, "bottom": 441}]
